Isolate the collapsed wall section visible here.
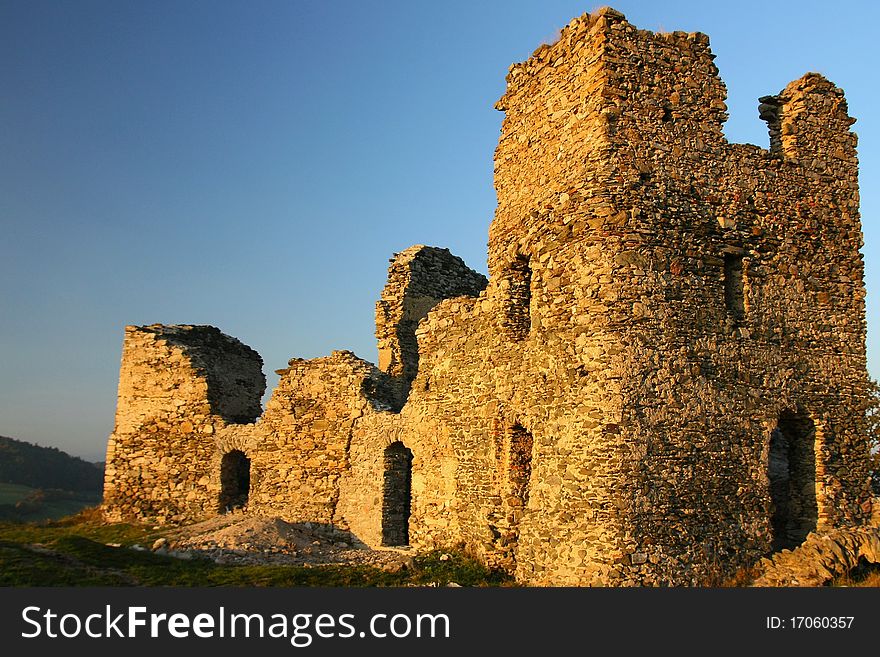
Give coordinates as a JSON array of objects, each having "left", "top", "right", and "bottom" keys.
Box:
[
  {"left": 103, "top": 325, "right": 265, "bottom": 523},
  {"left": 375, "top": 245, "right": 487, "bottom": 403},
  {"left": 101, "top": 243, "right": 489, "bottom": 540},
  {"left": 250, "top": 350, "right": 396, "bottom": 527}
]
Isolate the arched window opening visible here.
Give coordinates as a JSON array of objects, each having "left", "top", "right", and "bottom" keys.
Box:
[
  {"left": 382, "top": 441, "right": 413, "bottom": 546},
  {"left": 768, "top": 414, "right": 817, "bottom": 551},
  {"left": 219, "top": 450, "right": 250, "bottom": 513}
]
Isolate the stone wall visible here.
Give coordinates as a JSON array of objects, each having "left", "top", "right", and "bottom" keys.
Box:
[
  {"left": 751, "top": 526, "right": 880, "bottom": 586},
  {"left": 246, "top": 350, "right": 403, "bottom": 527},
  {"left": 103, "top": 7, "right": 872, "bottom": 586},
  {"left": 103, "top": 325, "right": 264, "bottom": 523},
  {"left": 375, "top": 245, "right": 487, "bottom": 402}
]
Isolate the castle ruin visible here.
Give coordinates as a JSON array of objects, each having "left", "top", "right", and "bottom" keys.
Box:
[{"left": 103, "top": 8, "right": 873, "bottom": 585}]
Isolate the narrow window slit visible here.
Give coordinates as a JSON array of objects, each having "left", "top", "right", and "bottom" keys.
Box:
[
  {"left": 723, "top": 253, "right": 745, "bottom": 320},
  {"left": 505, "top": 254, "right": 532, "bottom": 340}
]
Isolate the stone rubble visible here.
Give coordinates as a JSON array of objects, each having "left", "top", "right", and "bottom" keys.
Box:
[
  {"left": 160, "top": 511, "right": 415, "bottom": 571},
  {"left": 751, "top": 525, "right": 880, "bottom": 586}
]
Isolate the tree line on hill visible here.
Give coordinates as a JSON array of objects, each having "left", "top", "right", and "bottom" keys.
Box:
[{"left": 0, "top": 435, "right": 103, "bottom": 492}]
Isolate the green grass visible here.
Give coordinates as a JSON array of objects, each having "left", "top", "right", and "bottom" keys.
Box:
[
  {"left": 0, "top": 482, "right": 37, "bottom": 504},
  {"left": 0, "top": 483, "right": 102, "bottom": 522},
  {"left": 0, "top": 508, "right": 160, "bottom": 546},
  {"left": 0, "top": 509, "right": 513, "bottom": 587},
  {"left": 24, "top": 496, "right": 103, "bottom": 521}
]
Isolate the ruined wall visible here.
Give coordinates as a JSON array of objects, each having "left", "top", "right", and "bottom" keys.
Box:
[
  {"left": 103, "top": 325, "right": 264, "bottom": 523},
  {"left": 103, "top": 7, "right": 871, "bottom": 587},
  {"left": 247, "top": 351, "right": 393, "bottom": 526},
  {"left": 103, "top": 250, "right": 488, "bottom": 544},
  {"left": 375, "top": 245, "right": 487, "bottom": 401}
]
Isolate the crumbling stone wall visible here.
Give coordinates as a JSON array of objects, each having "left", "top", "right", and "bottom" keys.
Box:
[
  {"left": 752, "top": 526, "right": 880, "bottom": 586},
  {"left": 375, "top": 245, "right": 487, "bottom": 402},
  {"left": 247, "top": 351, "right": 393, "bottom": 525},
  {"left": 103, "top": 7, "right": 872, "bottom": 586},
  {"left": 103, "top": 325, "right": 264, "bottom": 523},
  {"left": 103, "top": 249, "right": 486, "bottom": 537}
]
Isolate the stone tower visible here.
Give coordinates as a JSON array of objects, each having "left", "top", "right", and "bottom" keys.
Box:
[{"left": 486, "top": 7, "right": 868, "bottom": 584}]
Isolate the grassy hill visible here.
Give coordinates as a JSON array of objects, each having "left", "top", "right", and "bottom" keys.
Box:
[
  {"left": 0, "top": 436, "right": 103, "bottom": 521},
  {"left": 0, "top": 435, "right": 103, "bottom": 491},
  {"left": 0, "top": 482, "right": 37, "bottom": 505},
  {"left": 0, "top": 482, "right": 102, "bottom": 522}
]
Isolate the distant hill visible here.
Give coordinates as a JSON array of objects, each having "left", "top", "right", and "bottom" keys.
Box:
[{"left": 0, "top": 436, "right": 103, "bottom": 492}]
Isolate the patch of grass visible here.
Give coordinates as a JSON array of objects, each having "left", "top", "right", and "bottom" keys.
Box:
[
  {"left": 24, "top": 496, "right": 102, "bottom": 521},
  {"left": 407, "top": 550, "right": 515, "bottom": 587},
  {"left": 0, "top": 486, "right": 102, "bottom": 522},
  {"left": 0, "top": 541, "right": 132, "bottom": 586},
  {"left": 0, "top": 482, "right": 37, "bottom": 505},
  {"left": 711, "top": 564, "right": 762, "bottom": 587},
  {"left": 0, "top": 508, "right": 160, "bottom": 547},
  {"left": 0, "top": 513, "right": 514, "bottom": 587}
]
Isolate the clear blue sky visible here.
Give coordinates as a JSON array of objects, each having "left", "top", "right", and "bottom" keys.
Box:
[{"left": 2, "top": 0, "right": 878, "bottom": 462}]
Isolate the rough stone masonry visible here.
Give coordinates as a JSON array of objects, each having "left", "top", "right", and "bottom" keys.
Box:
[{"left": 103, "top": 7, "right": 874, "bottom": 585}]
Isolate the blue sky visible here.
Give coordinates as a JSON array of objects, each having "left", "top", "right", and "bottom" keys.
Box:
[{"left": 1, "top": 0, "right": 878, "bottom": 462}]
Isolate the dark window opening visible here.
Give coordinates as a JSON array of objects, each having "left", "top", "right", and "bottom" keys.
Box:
[
  {"left": 219, "top": 450, "right": 250, "bottom": 512},
  {"left": 492, "top": 422, "right": 534, "bottom": 567},
  {"left": 768, "top": 414, "right": 818, "bottom": 551},
  {"left": 723, "top": 253, "right": 745, "bottom": 320},
  {"left": 382, "top": 441, "right": 413, "bottom": 546},
  {"left": 506, "top": 423, "right": 534, "bottom": 512},
  {"left": 505, "top": 254, "right": 532, "bottom": 340}
]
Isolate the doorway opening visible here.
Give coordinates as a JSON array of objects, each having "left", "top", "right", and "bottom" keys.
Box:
[
  {"left": 768, "top": 414, "right": 817, "bottom": 551},
  {"left": 382, "top": 441, "right": 413, "bottom": 546},
  {"left": 219, "top": 450, "right": 250, "bottom": 512}
]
